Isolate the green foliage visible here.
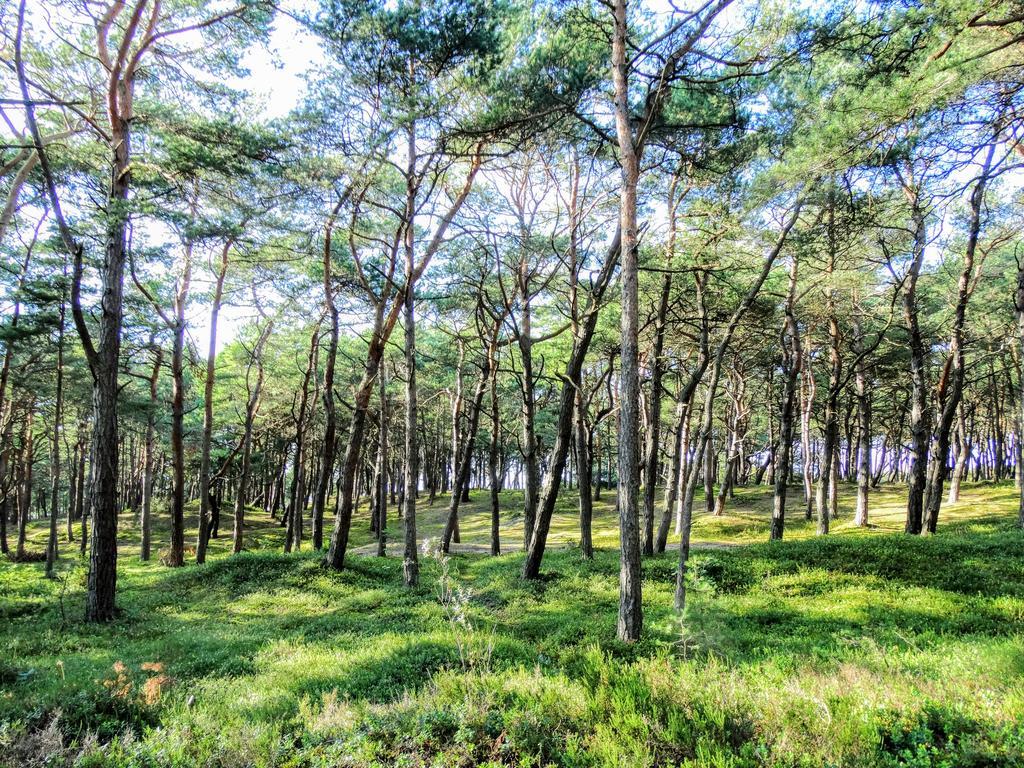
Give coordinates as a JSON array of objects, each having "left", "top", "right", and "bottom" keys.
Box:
[{"left": 2, "top": 485, "right": 1023, "bottom": 767}]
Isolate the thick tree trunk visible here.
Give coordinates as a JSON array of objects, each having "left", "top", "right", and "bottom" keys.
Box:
[
  {"left": 903, "top": 196, "right": 929, "bottom": 535},
  {"left": 612, "top": 0, "right": 642, "bottom": 642},
  {"left": 85, "top": 118, "right": 131, "bottom": 621}
]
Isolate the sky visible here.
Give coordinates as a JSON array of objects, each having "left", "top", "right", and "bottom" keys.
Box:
[
  {"left": 7, "top": 1, "right": 1012, "bottom": 356},
  {"left": 187, "top": 12, "right": 324, "bottom": 355}
]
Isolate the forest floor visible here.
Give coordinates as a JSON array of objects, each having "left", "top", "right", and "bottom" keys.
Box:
[{"left": 2, "top": 482, "right": 1023, "bottom": 767}]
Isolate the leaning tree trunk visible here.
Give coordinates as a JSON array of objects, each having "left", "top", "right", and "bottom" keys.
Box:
[
  {"left": 521, "top": 231, "right": 620, "bottom": 579},
  {"left": 655, "top": 390, "right": 688, "bottom": 553},
  {"left": 947, "top": 405, "right": 968, "bottom": 504},
  {"left": 518, "top": 321, "right": 540, "bottom": 549},
  {"left": 676, "top": 201, "right": 803, "bottom": 610},
  {"left": 923, "top": 149, "right": 991, "bottom": 534},
  {"left": 442, "top": 368, "right": 489, "bottom": 552}
]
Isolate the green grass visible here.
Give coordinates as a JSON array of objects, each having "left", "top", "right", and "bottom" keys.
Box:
[{"left": 2, "top": 482, "right": 1023, "bottom": 767}]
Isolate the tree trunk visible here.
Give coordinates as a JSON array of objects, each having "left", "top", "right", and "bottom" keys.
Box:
[
  {"left": 233, "top": 319, "right": 272, "bottom": 554},
  {"left": 311, "top": 201, "right": 344, "bottom": 550},
  {"left": 139, "top": 346, "right": 161, "bottom": 562},
  {"left": 489, "top": 360, "right": 502, "bottom": 556},
  {"left": 518, "top": 322, "right": 540, "bottom": 549},
  {"left": 45, "top": 297, "right": 66, "bottom": 577},
  {"left": 16, "top": 407, "right": 33, "bottom": 560},
  {"left": 656, "top": 389, "right": 688, "bottom": 553},
  {"left": 85, "top": 118, "right": 131, "bottom": 621},
  {"left": 285, "top": 323, "right": 319, "bottom": 553},
  {"left": 575, "top": 389, "right": 593, "bottom": 558},
  {"left": 375, "top": 364, "right": 388, "bottom": 557},
  {"left": 521, "top": 231, "right": 620, "bottom": 578},
  {"left": 196, "top": 242, "right": 230, "bottom": 564},
  {"left": 167, "top": 255, "right": 192, "bottom": 567},
  {"left": 612, "top": 0, "right": 642, "bottom": 642},
  {"left": 442, "top": 368, "right": 489, "bottom": 551},
  {"left": 642, "top": 270, "right": 671, "bottom": 554},
  {"left": 902, "top": 190, "right": 929, "bottom": 535},
  {"left": 923, "top": 147, "right": 991, "bottom": 534},
  {"left": 854, "top": 350, "right": 871, "bottom": 527}
]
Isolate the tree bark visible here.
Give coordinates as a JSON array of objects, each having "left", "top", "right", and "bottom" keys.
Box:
[
  {"left": 45, "top": 279, "right": 67, "bottom": 576},
  {"left": 196, "top": 242, "right": 231, "bottom": 563},
  {"left": 139, "top": 346, "right": 162, "bottom": 562},
  {"left": 233, "top": 319, "right": 272, "bottom": 553},
  {"left": 312, "top": 199, "right": 345, "bottom": 550},
  {"left": 489, "top": 354, "right": 502, "bottom": 556},
  {"left": 854, "top": 333, "right": 871, "bottom": 527},
  {"left": 285, "top": 323, "right": 320, "bottom": 553},
  {"left": 167, "top": 254, "right": 191, "bottom": 567},
  {"left": 923, "top": 146, "right": 992, "bottom": 533},
  {"left": 900, "top": 179, "right": 929, "bottom": 535},
  {"left": 772, "top": 252, "right": 801, "bottom": 540},
  {"left": 611, "top": 0, "right": 643, "bottom": 642},
  {"left": 521, "top": 230, "right": 620, "bottom": 578}
]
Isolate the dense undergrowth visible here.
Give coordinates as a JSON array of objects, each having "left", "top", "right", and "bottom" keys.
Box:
[{"left": 2, "top": 484, "right": 1023, "bottom": 767}]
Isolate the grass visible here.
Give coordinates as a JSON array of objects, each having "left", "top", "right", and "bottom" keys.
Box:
[{"left": 1, "top": 481, "right": 1023, "bottom": 767}]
